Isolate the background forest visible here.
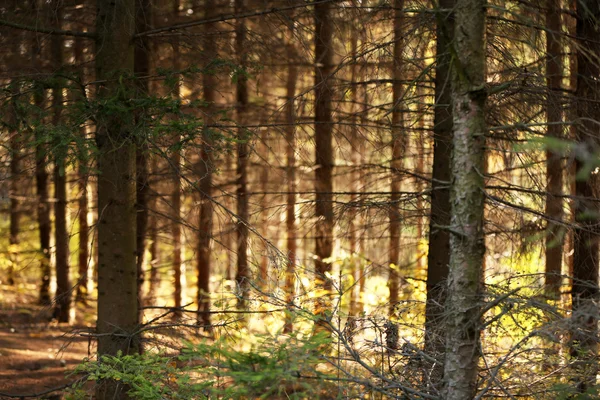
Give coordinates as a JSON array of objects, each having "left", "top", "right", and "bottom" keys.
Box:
[{"left": 0, "top": 0, "right": 598, "bottom": 399}]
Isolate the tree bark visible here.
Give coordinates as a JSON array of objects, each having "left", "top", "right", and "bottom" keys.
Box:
[
  {"left": 7, "top": 82, "right": 20, "bottom": 287},
  {"left": 171, "top": 0, "right": 183, "bottom": 320},
  {"left": 235, "top": 0, "right": 250, "bottom": 309},
  {"left": 134, "top": 0, "right": 152, "bottom": 321},
  {"left": 95, "top": 0, "right": 139, "bottom": 397},
  {"left": 51, "top": 6, "right": 71, "bottom": 323},
  {"left": 196, "top": 0, "right": 215, "bottom": 331},
  {"left": 570, "top": 0, "right": 600, "bottom": 392},
  {"left": 75, "top": 35, "right": 91, "bottom": 305},
  {"left": 442, "top": 0, "right": 487, "bottom": 397},
  {"left": 424, "top": 0, "right": 454, "bottom": 389},
  {"left": 34, "top": 85, "right": 51, "bottom": 305},
  {"left": 388, "top": 0, "right": 405, "bottom": 323},
  {"left": 283, "top": 17, "right": 298, "bottom": 333},
  {"left": 348, "top": 17, "right": 360, "bottom": 318},
  {"left": 313, "top": 0, "right": 334, "bottom": 323},
  {"left": 544, "top": 0, "right": 564, "bottom": 298}
]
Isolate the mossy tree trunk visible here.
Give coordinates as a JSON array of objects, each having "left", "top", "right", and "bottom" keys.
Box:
[{"left": 442, "top": 0, "right": 487, "bottom": 397}]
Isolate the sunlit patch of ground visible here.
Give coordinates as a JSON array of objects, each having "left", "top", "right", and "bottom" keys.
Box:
[{"left": 0, "top": 283, "right": 93, "bottom": 398}]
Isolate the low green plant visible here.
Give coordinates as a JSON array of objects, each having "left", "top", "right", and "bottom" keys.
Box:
[{"left": 69, "top": 332, "right": 335, "bottom": 399}]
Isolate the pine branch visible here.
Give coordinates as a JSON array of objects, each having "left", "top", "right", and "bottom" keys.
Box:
[{"left": 0, "top": 18, "right": 95, "bottom": 38}]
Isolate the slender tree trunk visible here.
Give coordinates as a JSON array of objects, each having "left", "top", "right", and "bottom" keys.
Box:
[
  {"left": 134, "top": 0, "right": 152, "bottom": 320},
  {"left": 348, "top": 19, "right": 360, "bottom": 317},
  {"left": 147, "top": 157, "right": 160, "bottom": 302},
  {"left": 34, "top": 85, "right": 52, "bottom": 304},
  {"left": 224, "top": 151, "right": 234, "bottom": 281},
  {"left": 76, "top": 157, "right": 90, "bottom": 305},
  {"left": 313, "top": 0, "right": 334, "bottom": 323},
  {"left": 570, "top": 0, "right": 600, "bottom": 392},
  {"left": 7, "top": 80, "right": 20, "bottom": 287},
  {"left": 171, "top": 1, "right": 183, "bottom": 319},
  {"left": 51, "top": 8, "right": 71, "bottom": 323},
  {"left": 355, "top": 82, "right": 369, "bottom": 316},
  {"left": 196, "top": 0, "right": 215, "bottom": 330},
  {"left": 388, "top": 0, "right": 405, "bottom": 323},
  {"left": 283, "top": 20, "right": 298, "bottom": 333},
  {"left": 95, "top": 0, "right": 139, "bottom": 397},
  {"left": 442, "top": 0, "right": 487, "bottom": 397},
  {"left": 235, "top": 0, "right": 250, "bottom": 308},
  {"left": 424, "top": 0, "right": 454, "bottom": 389},
  {"left": 147, "top": 215, "right": 160, "bottom": 301},
  {"left": 74, "top": 35, "right": 90, "bottom": 305},
  {"left": 259, "top": 131, "right": 269, "bottom": 287},
  {"left": 544, "top": 0, "right": 564, "bottom": 298}
]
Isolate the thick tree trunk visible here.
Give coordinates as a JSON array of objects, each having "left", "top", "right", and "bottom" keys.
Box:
[
  {"left": 424, "top": 0, "right": 454, "bottom": 389},
  {"left": 283, "top": 19, "right": 298, "bottom": 333},
  {"left": 235, "top": 0, "right": 250, "bottom": 309},
  {"left": 196, "top": 0, "right": 215, "bottom": 330},
  {"left": 544, "top": 0, "right": 564, "bottom": 298},
  {"left": 571, "top": 0, "right": 600, "bottom": 392},
  {"left": 95, "top": 0, "right": 139, "bottom": 397},
  {"left": 313, "top": 0, "right": 334, "bottom": 322},
  {"left": 388, "top": 0, "right": 405, "bottom": 323},
  {"left": 442, "top": 0, "right": 487, "bottom": 398},
  {"left": 134, "top": 0, "right": 152, "bottom": 320},
  {"left": 51, "top": 10, "right": 71, "bottom": 323}
]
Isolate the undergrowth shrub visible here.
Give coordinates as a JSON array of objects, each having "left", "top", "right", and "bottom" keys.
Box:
[{"left": 68, "top": 332, "right": 336, "bottom": 399}]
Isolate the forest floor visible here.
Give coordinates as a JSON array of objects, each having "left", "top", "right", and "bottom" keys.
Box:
[{"left": 0, "top": 283, "right": 93, "bottom": 399}]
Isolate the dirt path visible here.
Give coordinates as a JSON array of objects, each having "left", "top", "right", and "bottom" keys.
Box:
[{"left": 0, "top": 285, "right": 93, "bottom": 399}]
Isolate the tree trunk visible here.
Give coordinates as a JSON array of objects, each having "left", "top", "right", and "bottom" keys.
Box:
[
  {"left": 147, "top": 164, "right": 160, "bottom": 303},
  {"left": 51, "top": 8, "right": 71, "bottom": 323},
  {"left": 196, "top": 0, "right": 215, "bottom": 331},
  {"left": 388, "top": 0, "right": 405, "bottom": 323},
  {"left": 8, "top": 85, "right": 20, "bottom": 287},
  {"left": 313, "top": 0, "right": 334, "bottom": 323},
  {"left": 235, "top": 0, "right": 250, "bottom": 309},
  {"left": 76, "top": 156, "right": 90, "bottom": 305},
  {"left": 544, "top": 0, "right": 564, "bottom": 298},
  {"left": 134, "top": 0, "right": 152, "bottom": 321},
  {"left": 171, "top": 1, "right": 183, "bottom": 319},
  {"left": 348, "top": 17, "right": 360, "bottom": 318},
  {"left": 442, "top": 0, "right": 487, "bottom": 397},
  {"left": 34, "top": 87, "right": 51, "bottom": 305},
  {"left": 259, "top": 131, "right": 269, "bottom": 287},
  {"left": 283, "top": 18, "right": 298, "bottom": 333},
  {"left": 95, "top": 0, "right": 139, "bottom": 397},
  {"left": 424, "top": 0, "right": 454, "bottom": 389},
  {"left": 570, "top": 0, "right": 600, "bottom": 392},
  {"left": 74, "top": 35, "right": 91, "bottom": 306}
]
